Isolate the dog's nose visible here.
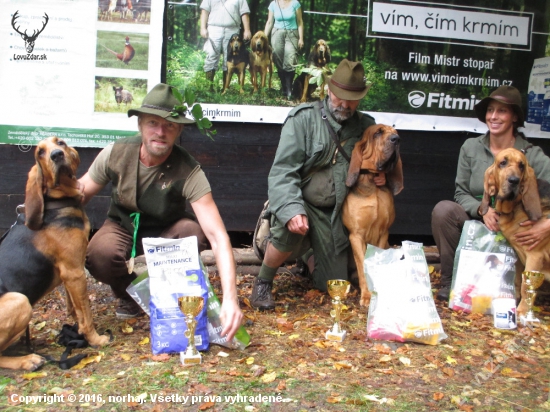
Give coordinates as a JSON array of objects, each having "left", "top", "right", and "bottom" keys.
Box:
[
  {"left": 50, "top": 149, "right": 65, "bottom": 163},
  {"left": 508, "top": 176, "right": 520, "bottom": 185},
  {"left": 390, "top": 134, "right": 400, "bottom": 144}
]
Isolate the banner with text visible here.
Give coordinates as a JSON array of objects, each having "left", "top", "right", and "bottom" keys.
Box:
[
  {"left": 0, "top": 0, "right": 161, "bottom": 148},
  {"left": 166, "top": 0, "right": 550, "bottom": 137}
]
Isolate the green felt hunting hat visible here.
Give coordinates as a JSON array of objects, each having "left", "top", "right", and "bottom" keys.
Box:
[
  {"left": 128, "top": 83, "right": 195, "bottom": 124},
  {"left": 474, "top": 85, "right": 525, "bottom": 127},
  {"left": 327, "top": 59, "right": 371, "bottom": 100}
]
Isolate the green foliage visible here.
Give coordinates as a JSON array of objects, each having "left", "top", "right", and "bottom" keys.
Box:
[{"left": 171, "top": 87, "right": 217, "bottom": 140}]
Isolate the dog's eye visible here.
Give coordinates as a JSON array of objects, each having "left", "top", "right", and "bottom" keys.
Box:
[
  {"left": 519, "top": 162, "right": 525, "bottom": 171},
  {"left": 57, "top": 140, "right": 66, "bottom": 147},
  {"left": 38, "top": 148, "right": 45, "bottom": 157},
  {"left": 499, "top": 159, "right": 507, "bottom": 168}
]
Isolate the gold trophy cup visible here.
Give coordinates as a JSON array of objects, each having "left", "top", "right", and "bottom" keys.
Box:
[
  {"left": 178, "top": 296, "right": 205, "bottom": 365},
  {"left": 520, "top": 271, "right": 545, "bottom": 326},
  {"left": 325, "top": 279, "right": 351, "bottom": 342}
]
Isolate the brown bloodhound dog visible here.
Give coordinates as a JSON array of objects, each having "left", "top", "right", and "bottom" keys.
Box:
[
  {"left": 222, "top": 33, "right": 248, "bottom": 95},
  {"left": 478, "top": 147, "right": 550, "bottom": 316},
  {"left": 0, "top": 137, "right": 109, "bottom": 370},
  {"left": 249, "top": 31, "right": 273, "bottom": 93},
  {"left": 292, "top": 39, "right": 331, "bottom": 103},
  {"left": 342, "top": 125, "right": 404, "bottom": 306}
]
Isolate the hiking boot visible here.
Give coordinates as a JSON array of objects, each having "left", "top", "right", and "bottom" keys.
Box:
[
  {"left": 436, "top": 285, "right": 451, "bottom": 302},
  {"left": 250, "top": 278, "right": 275, "bottom": 310},
  {"left": 116, "top": 298, "right": 142, "bottom": 319}
]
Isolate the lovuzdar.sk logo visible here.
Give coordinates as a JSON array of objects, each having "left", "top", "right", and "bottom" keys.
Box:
[{"left": 11, "top": 10, "right": 49, "bottom": 61}]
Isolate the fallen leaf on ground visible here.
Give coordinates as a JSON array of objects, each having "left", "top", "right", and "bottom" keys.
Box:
[
  {"left": 379, "top": 355, "right": 392, "bottom": 363},
  {"left": 500, "top": 367, "right": 530, "bottom": 378},
  {"left": 334, "top": 361, "right": 352, "bottom": 370},
  {"left": 151, "top": 353, "right": 170, "bottom": 362},
  {"left": 198, "top": 401, "right": 215, "bottom": 410},
  {"left": 398, "top": 357, "right": 411, "bottom": 366},
  {"left": 71, "top": 352, "right": 103, "bottom": 370},
  {"left": 22, "top": 371, "right": 47, "bottom": 380},
  {"left": 433, "top": 392, "right": 444, "bottom": 401},
  {"left": 138, "top": 337, "right": 149, "bottom": 345},
  {"left": 260, "top": 371, "right": 277, "bottom": 383}
]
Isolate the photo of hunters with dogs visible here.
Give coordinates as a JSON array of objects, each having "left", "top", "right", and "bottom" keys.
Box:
[
  {"left": 166, "top": 0, "right": 550, "bottom": 133},
  {"left": 2, "top": 0, "right": 550, "bottom": 410}
]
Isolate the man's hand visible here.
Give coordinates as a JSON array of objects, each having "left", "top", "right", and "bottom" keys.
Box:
[
  {"left": 373, "top": 172, "right": 386, "bottom": 186},
  {"left": 482, "top": 207, "right": 500, "bottom": 232},
  {"left": 219, "top": 298, "right": 243, "bottom": 342},
  {"left": 516, "top": 218, "right": 550, "bottom": 251},
  {"left": 287, "top": 214, "right": 309, "bottom": 235}
]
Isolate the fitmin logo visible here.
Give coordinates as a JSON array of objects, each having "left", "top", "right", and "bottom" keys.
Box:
[
  {"left": 11, "top": 10, "right": 49, "bottom": 60},
  {"left": 409, "top": 90, "right": 480, "bottom": 110}
]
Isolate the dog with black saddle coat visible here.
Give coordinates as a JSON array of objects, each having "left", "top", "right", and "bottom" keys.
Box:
[{"left": 0, "top": 136, "right": 110, "bottom": 371}]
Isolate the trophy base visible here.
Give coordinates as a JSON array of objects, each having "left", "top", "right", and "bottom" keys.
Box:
[
  {"left": 520, "top": 315, "right": 541, "bottom": 327},
  {"left": 180, "top": 352, "right": 202, "bottom": 366},
  {"left": 325, "top": 329, "right": 347, "bottom": 342}
]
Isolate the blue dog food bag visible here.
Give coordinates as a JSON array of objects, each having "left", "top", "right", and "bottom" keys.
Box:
[{"left": 142, "top": 236, "right": 209, "bottom": 355}]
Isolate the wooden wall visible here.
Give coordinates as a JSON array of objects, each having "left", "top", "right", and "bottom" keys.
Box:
[{"left": 2, "top": 123, "right": 550, "bottom": 238}]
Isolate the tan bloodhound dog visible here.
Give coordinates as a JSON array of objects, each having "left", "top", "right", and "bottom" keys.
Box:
[
  {"left": 342, "top": 124, "right": 404, "bottom": 306},
  {"left": 478, "top": 147, "right": 550, "bottom": 316},
  {"left": 0, "top": 137, "right": 109, "bottom": 370},
  {"left": 249, "top": 31, "right": 273, "bottom": 93},
  {"left": 292, "top": 39, "right": 331, "bottom": 103}
]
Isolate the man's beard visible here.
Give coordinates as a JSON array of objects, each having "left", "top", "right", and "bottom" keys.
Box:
[{"left": 328, "top": 99, "right": 354, "bottom": 123}]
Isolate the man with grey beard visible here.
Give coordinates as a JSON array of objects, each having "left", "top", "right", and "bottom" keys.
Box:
[{"left": 250, "top": 59, "right": 385, "bottom": 310}]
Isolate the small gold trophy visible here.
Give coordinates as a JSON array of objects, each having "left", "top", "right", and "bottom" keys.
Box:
[
  {"left": 520, "top": 271, "right": 545, "bottom": 326},
  {"left": 178, "top": 296, "right": 205, "bottom": 366},
  {"left": 325, "top": 279, "right": 350, "bottom": 342}
]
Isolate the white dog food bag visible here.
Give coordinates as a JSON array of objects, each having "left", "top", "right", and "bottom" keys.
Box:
[
  {"left": 364, "top": 241, "right": 447, "bottom": 345},
  {"left": 142, "top": 236, "right": 209, "bottom": 355}
]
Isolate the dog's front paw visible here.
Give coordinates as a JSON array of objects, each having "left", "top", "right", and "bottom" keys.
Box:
[
  {"left": 359, "top": 290, "right": 371, "bottom": 307},
  {"left": 88, "top": 333, "right": 111, "bottom": 347},
  {"left": 21, "top": 354, "right": 46, "bottom": 371}
]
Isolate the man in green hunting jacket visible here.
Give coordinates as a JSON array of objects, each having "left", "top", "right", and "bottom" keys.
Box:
[
  {"left": 251, "top": 59, "right": 385, "bottom": 310},
  {"left": 79, "top": 83, "right": 243, "bottom": 341}
]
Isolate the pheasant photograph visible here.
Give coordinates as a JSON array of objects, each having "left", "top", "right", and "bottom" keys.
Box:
[
  {"left": 96, "top": 31, "right": 149, "bottom": 70},
  {"left": 103, "top": 36, "right": 135, "bottom": 64}
]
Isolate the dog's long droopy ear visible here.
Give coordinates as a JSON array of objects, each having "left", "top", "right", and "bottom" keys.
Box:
[
  {"left": 345, "top": 140, "right": 363, "bottom": 187},
  {"left": 387, "top": 157, "right": 404, "bottom": 195},
  {"left": 478, "top": 164, "right": 496, "bottom": 216},
  {"left": 25, "top": 164, "right": 44, "bottom": 230},
  {"left": 521, "top": 165, "right": 542, "bottom": 221}
]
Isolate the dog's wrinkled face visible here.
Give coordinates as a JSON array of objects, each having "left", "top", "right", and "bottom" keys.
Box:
[
  {"left": 252, "top": 31, "right": 268, "bottom": 54},
  {"left": 229, "top": 34, "right": 242, "bottom": 54},
  {"left": 493, "top": 148, "right": 527, "bottom": 202},
  {"left": 35, "top": 136, "right": 80, "bottom": 188},
  {"left": 362, "top": 124, "right": 401, "bottom": 173},
  {"left": 346, "top": 124, "right": 403, "bottom": 195},
  {"left": 314, "top": 39, "right": 330, "bottom": 64}
]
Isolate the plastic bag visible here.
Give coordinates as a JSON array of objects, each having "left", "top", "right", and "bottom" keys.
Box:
[
  {"left": 142, "top": 236, "right": 209, "bottom": 355},
  {"left": 449, "top": 221, "right": 517, "bottom": 314},
  {"left": 126, "top": 250, "right": 250, "bottom": 351},
  {"left": 365, "top": 241, "right": 447, "bottom": 345}
]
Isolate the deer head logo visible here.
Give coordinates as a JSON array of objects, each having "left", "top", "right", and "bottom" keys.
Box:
[{"left": 11, "top": 11, "right": 49, "bottom": 54}]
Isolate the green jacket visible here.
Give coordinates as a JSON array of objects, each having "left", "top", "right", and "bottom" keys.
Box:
[
  {"left": 107, "top": 136, "right": 198, "bottom": 234},
  {"left": 455, "top": 132, "right": 550, "bottom": 218},
  {"left": 268, "top": 98, "right": 375, "bottom": 254}
]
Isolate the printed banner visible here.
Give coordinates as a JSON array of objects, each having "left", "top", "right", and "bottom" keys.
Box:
[
  {"left": 0, "top": 0, "right": 161, "bottom": 147},
  {"left": 166, "top": 0, "right": 550, "bottom": 138}
]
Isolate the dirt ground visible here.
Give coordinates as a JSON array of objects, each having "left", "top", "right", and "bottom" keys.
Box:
[{"left": 1, "top": 254, "right": 550, "bottom": 412}]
